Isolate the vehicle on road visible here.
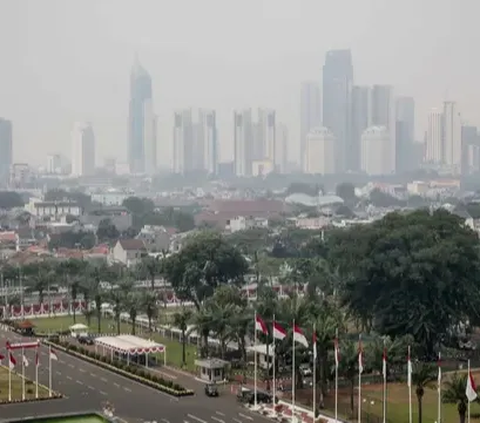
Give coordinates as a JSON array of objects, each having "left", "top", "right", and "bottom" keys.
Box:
[
  {"left": 236, "top": 387, "right": 274, "bottom": 404},
  {"left": 205, "top": 383, "right": 219, "bottom": 397},
  {"left": 78, "top": 335, "right": 94, "bottom": 345}
]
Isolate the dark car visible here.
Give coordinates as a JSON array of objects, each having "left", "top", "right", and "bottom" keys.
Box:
[
  {"left": 205, "top": 383, "right": 219, "bottom": 397},
  {"left": 78, "top": 335, "right": 94, "bottom": 345},
  {"left": 237, "top": 387, "right": 273, "bottom": 404}
]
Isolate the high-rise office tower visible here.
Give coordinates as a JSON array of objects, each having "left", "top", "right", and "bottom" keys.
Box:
[
  {"left": 322, "top": 49, "right": 353, "bottom": 173},
  {"left": 275, "top": 123, "right": 288, "bottom": 173},
  {"left": 173, "top": 109, "right": 217, "bottom": 175},
  {"left": 71, "top": 122, "right": 95, "bottom": 177},
  {"left": 234, "top": 109, "right": 253, "bottom": 177},
  {"left": 462, "top": 126, "right": 479, "bottom": 174},
  {"left": 370, "top": 85, "right": 396, "bottom": 173},
  {"left": 443, "top": 101, "right": 462, "bottom": 174},
  {"left": 300, "top": 82, "right": 321, "bottom": 168},
  {"left": 395, "top": 96, "right": 415, "bottom": 173},
  {"left": 351, "top": 86, "right": 371, "bottom": 172},
  {"left": 0, "top": 118, "right": 13, "bottom": 182},
  {"left": 305, "top": 127, "right": 336, "bottom": 175},
  {"left": 361, "top": 126, "right": 392, "bottom": 175},
  {"left": 128, "top": 57, "right": 156, "bottom": 174},
  {"left": 425, "top": 108, "right": 444, "bottom": 165}
]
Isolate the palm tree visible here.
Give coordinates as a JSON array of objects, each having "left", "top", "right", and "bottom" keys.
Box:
[
  {"left": 443, "top": 372, "right": 470, "bottom": 423},
  {"left": 109, "top": 280, "right": 132, "bottom": 335},
  {"left": 172, "top": 307, "right": 193, "bottom": 366},
  {"left": 137, "top": 256, "right": 161, "bottom": 291},
  {"left": 125, "top": 292, "right": 141, "bottom": 335},
  {"left": 142, "top": 291, "right": 158, "bottom": 332},
  {"left": 337, "top": 339, "right": 359, "bottom": 416},
  {"left": 24, "top": 262, "right": 57, "bottom": 305},
  {"left": 411, "top": 362, "right": 436, "bottom": 423},
  {"left": 189, "top": 306, "right": 214, "bottom": 358}
]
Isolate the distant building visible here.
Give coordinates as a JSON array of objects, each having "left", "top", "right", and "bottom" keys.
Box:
[
  {"left": 46, "top": 154, "right": 62, "bottom": 174},
  {"left": 361, "top": 126, "right": 393, "bottom": 175},
  {"left": 351, "top": 86, "right": 371, "bottom": 172},
  {"left": 10, "top": 163, "right": 32, "bottom": 188},
  {"left": 111, "top": 239, "right": 146, "bottom": 267},
  {"left": 71, "top": 122, "right": 95, "bottom": 177},
  {"left": 80, "top": 206, "right": 132, "bottom": 232},
  {"left": 443, "top": 101, "right": 462, "bottom": 174},
  {"left": 425, "top": 108, "right": 444, "bottom": 165},
  {"left": 304, "top": 127, "right": 336, "bottom": 174},
  {"left": 395, "top": 96, "right": 415, "bottom": 173},
  {"left": 0, "top": 118, "right": 13, "bottom": 183},
  {"left": 275, "top": 123, "right": 288, "bottom": 173},
  {"left": 300, "top": 82, "right": 321, "bottom": 170}
]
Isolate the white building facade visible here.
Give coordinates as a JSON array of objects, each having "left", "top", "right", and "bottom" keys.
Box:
[
  {"left": 71, "top": 122, "right": 95, "bottom": 177},
  {"left": 361, "top": 126, "right": 392, "bottom": 175},
  {"left": 304, "top": 127, "right": 336, "bottom": 174},
  {"left": 425, "top": 108, "right": 444, "bottom": 165}
]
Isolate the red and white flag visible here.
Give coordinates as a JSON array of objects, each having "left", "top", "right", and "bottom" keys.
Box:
[
  {"left": 334, "top": 336, "right": 340, "bottom": 368},
  {"left": 437, "top": 353, "right": 441, "bottom": 393},
  {"left": 466, "top": 369, "right": 478, "bottom": 402},
  {"left": 9, "top": 352, "right": 16, "bottom": 369},
  {"left": 382, "top": 347, "right": 387, "bottom": 379},
  {"left": 407, "top": 346, "right": 412, "bottom": 387},
  {"left": 313, "top": 331, "right": 317, "bottom": 360},
  {"left": 255, "top": 314, "right": 268, "bottom": 334},
  {"left": 358, "top": 337, "right": 364, "bottom": 374},
  {"left": 35, "top": 351, "right": 39, "bottom": 367},
  {"left": 22, "top": 354, "right": 29, "bottom": 368},
  {"left": 293, "top": 324, "right": 309, "bottom": 348},
  {"left": 0, "top": 353, "right": 4, "bottom": 364},
  {"left": 273, "top": 322, "right": 287, "bottom": 340},
  {"left": 49, "top": 348, "right": 58, "bottom": 361}
]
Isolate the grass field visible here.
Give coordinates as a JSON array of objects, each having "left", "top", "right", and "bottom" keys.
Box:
[
  {"left": 29, "top": 316, "right": 198, "bottom": 372},
  {"left": 0, "top": 366, "right": 50, "bottom": 402}
]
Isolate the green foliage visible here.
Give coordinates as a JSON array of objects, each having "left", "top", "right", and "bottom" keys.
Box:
[
  {"left": 368, "top": 189, "right": 405, "bottom": 208},
  {"left": 335, "top": 182, "right": 356, "bottom": 202},
  {"left": 48, "top": 231, "right": 96, "bottom": 250},
  {"left": 0, "top": 191, "right": 24, "bottom": 209},
  {"left": 286, "top": 182, "right": 322, "bottom": 197},
  {"left": 96, "top": 218, "right": 120, "bottom": 242},
  {"left": 44, "top": 189, "right": 92, "bottom": 210}
]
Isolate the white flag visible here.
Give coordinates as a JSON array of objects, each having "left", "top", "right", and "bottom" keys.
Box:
[{"left": 22, "top": 354, "right": 29, "bottom": 368}]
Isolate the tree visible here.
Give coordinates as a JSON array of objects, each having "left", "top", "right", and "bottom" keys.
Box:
[
  {"left": 412, "top": 362, "right": 436, "bottom": 423},
  {"left": 122, "top": 196, "right": 155, "bottom": 216},
  {"left": 163, "top": 232, "right": 248, "bottom": 309},
  {"left": 172, "top": 307, "right": 193, "bottom": 366},
  {"left": 142, "top": 291, "right": 157, "bottom": 332},
  {"left": 443, "top": 373, "right": 470, "bottom": 423},
  {"left": 23, "top": 262, "right": 57, "bottom": 305},
  {"left": 125, "top": 292, "right": 142, "bottom": 335},
  {"left": 0, "top": 191, "right": 24, "bottom": 209},
  {"left": 136, "top": 256, "right": 161, "bottom": 291},
  {"left": 337, "top": 339, "right": 359, "bottom": 415},
  {"left": 335, "top": 182, "right": 356, "bottom": 203},
  {"left": 334, "top": 209, "right": 480, "bottom": 356},
  {"left": 96, "top": 218, "right": 120, "bottom": 242}
]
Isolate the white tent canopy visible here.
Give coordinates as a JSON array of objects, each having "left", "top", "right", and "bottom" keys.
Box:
[
  {"left": 69, "top": 323, "right": 88, "bottom": 331},
  {"left": 95, "top": 335, "right": 165, "bottom": 355}
]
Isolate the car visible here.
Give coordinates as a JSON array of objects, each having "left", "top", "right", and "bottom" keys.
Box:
[
  {"left": 205, "top": 383, "right": 219, "bottom": 397},
  {"left": 78, "top": 335, "right": 94, "bottom": 345}
]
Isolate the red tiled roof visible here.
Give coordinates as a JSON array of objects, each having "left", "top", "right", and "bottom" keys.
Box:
[
  {"left": 118, "top": 239, "right": 146, "bottom": 251},
  {"left": 0, "top": 231, "right": 16, "bottom": 242}
]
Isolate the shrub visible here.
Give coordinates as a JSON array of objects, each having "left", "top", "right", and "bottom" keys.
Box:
[{"left": 27, "top": 388, "right": 33, "bottom": 394}]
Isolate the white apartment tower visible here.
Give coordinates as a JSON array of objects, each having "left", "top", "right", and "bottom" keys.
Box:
[
  {"left": 300, "top": 82, "right": 321, "bottom": 168},
  {"left": 143, "top": 99, "right": 157, "bottom": 175},
  {"left": 443, "top": 101, "right": 462, "bottom": 174},
  {"left": 425, "top": 108, "right": 444, "bottom": 165},
  {"left": 304, "top": 127, "right": 336, "bottom": 174},
  {"left": 361, "top": 126, "right": 392, "bottom": 176},
  {"left": 275, "top": 123, "right": 288, "bottom": 173},
  {"left": 234, "top": 109, "right": 252, "bottom": 177},
  {"left": 71, "top": 122, "right": 95, "bottom": 177}
]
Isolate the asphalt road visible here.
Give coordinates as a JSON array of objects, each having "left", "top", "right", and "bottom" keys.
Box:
[{"left": 0, "top": 329, "right": 272, "bottom": 423}]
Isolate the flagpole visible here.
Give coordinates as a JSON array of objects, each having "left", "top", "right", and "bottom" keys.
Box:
[
  {"left": 313, "top": 322, "right": 316, "bottom": 420},
  {"left": 468, "top": 359, "right": 471, "bottom": 423},
  {"left": 272, "top": 314, "right": 276, "bottom": 411},
  {"left": 21, "top": 347, "right": 25, "bottom": 401},
  {"left": 437, "top": 352, "right": 441, "bottom": 423},
  {"left": 254, "top": 310, "right": 258, "bottom": 410},
  {"left": 334, "top": 329, "right": 338, "bottom": 423},
  {"left": 292, "top": 319, "right": 296, "bottom": 423},
  {"left": 35, "top": 347, "right": 39, "bottom": 399},
  {"left": 408, "top": 346, "right": 412, "bottom": 423},
  {"left": 8, "top": 349, "right": 11, "bottom": 402},
  {"left": 382, "top": 340, "right": 387, "bottom": 423},
  {"left": 49, "top": 346, "right": 52, "bottom": 397},
  {"left": 358, "top": 334, "right": 362, "bottom": 423}
]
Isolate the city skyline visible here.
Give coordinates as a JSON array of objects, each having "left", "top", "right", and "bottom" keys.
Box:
[{"left": 0, "top": 0, "right": 479, "bottom": 169}]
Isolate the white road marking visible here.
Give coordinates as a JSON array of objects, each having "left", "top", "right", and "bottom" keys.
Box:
[
  {"left": 68, "top": 364, "right": 74, "bottom": 368},
  {"left": 55, "top": 371, "right": 61, "bottom": 376},
  {"left": 160, "top": 419, "right": 170, "bottom": 423},
  {"left": 79, "top": 368, "right": 86, "bottom": 373},
  {"left": 90, "top": 372, "right": 96, "bottom": 377},
  {"left": 124, "top": 387, "right": 132, "bottom": 392},
  {"left": 215, "top": 412, "right": 225, "bottom": 417},
  {"left": 211, "top": 417, "right": 224, "bottom": 423},
  {"left": 88, "top": 385, "right": 95, "bottom": 390},
  {"left": 60, "top": 360, "right": 66, "bottom": 364},
  {"left": 113, "top": 382, "right": 120, "bottom": 388},
  {"left": 76, "top": 380, "right": 83, "bottom": 385},
  {"left": 187, "top": 415, "right": 207, "bottom": 423},
  {"left": 238, "top": 414, "right": 253, "bottom": 421},
  {"left": 101, "top": 377, "right": 108, "bottom": 382},
  {"left": 66, "top": 376, "right": 73, "bottom": 380},
  {"left": 100, "top": 390, "right": 107, "bottom": 396},
  {"left": 233, "top": 419, "right": 242, "bottom": 423}
]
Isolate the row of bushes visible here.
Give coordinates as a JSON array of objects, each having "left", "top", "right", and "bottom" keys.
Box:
[{"left": 51, "top": 340, "right": 193, "bottom": 397}]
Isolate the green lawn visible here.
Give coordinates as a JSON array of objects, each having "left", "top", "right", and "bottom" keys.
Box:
[
  {"left": 0, "top": 366, "right": 50, "bottom": 402},
  {"left": 30, "top": 316, "right": 198, "bottom": 372}
]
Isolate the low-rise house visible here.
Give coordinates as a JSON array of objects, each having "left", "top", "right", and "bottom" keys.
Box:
[
  {"left": 111, "top": 239, "right": 146, "bottom": 267},
  {"left": 135, "top": 225, "right": 176, "bottom": 252},
  {"left": 26, "top": 198, "right": 82, "bottom": 218},
  {"left": 226, "top": 216, "right": 269, "bottom": 233},
  {"left": 81, "top": 206, "right": 132, "bottom": 232}
]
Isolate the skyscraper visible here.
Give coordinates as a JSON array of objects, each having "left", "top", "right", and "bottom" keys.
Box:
[
  {"left": 443, "top": 101, "right": 462, "bottom": 174},
  {"left": 275, "top": 123, "right": 288, "bottom": 173},
  {"left": 71, "top": 122, "right": 95, "bottom": 177},
  {"left": 351, "top": 86, "right": 371, "bottom": 172},
  {"left": 361, "top": 126, "right": 392, "bottom": 175},
  {"left": 305, "top": 127, "right": 336, "bottom": 175},
  {"left": 0, "top": 118, "right": 12, "bottom": 183},
  {"left": 234, "top": 109, "right": 253, "bottom": 177},
  {"left": 128, "top": 57, "right": 156, "bottom": 174},
  {"left": 395, "top": 96, "right": 415, "bottom": 172},
  {"left": 300, "top": 82, "right": 321, "bottom": 168},
  {"left": 322, "top": 49, "right": 353, "bottom": 173},
  {"left": 425, "top": 108, "right": 444, "bottom": 165}
]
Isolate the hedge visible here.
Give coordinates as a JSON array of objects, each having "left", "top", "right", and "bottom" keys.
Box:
[{"left": 45, "top": 340, "right": 193, "bottom": 397}]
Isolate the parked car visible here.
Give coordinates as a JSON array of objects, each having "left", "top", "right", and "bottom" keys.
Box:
[
  {"left": 78, "top": 335, "right": 94, "bottom": 345},
  {"left": 204, "top": 383, "right": 219, "bottom": 397}
]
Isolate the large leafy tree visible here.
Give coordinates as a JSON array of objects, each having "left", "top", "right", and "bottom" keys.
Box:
[
  {"left": 333, "top": 209, "right": 480, "bottom": 356},
  {"left": 163, "top": 232, "right": 248, "bottom": 309}
]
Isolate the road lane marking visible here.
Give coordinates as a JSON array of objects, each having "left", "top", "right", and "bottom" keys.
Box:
[
  {"left": 76, "top": 380, "right": 83, "bottom": 385},
  {"left": 60, "top": 360, "right": 66, "bottom": 364},
  {"left": 55, "top": 371, "right": 62, "bottom": 376},
  {"left": 160, "top": 419, "right": 170, "bottom": 423},
  {"left": 90, "top": 372, "right": 97, "bottom": 377},
  {"left": 233, "top": 419, "right": 242, "bottom": 423},
  {"left": 238, "top": 414, "right": 253, "bottom": 421},
  {"left": 100, "top": 390, "right": 107, "bottom": 396},
  {"left": 66, "top": 376, "right": 73, "bottom": 380},
  {"left": 88, "top": 385, "right": 95, "bottom": 390},
  {"left": 100, "top": 377, "right": 108, "bottom": 382},
  {"left": 215, "top": 412, "right": 225, "bottom": 417},
  {"left": 211, "top": 417, "right": 224, "bottom": 423},
  {"left": 187, "top": 415, "right": 207, "bottom": 423},
  {"left": 113, "top": 382, "right": 120, "bottom": 388},
  {"left": 124, "top": 387, "right": 132, "bottom": 392},
  {"left": 79, "top": 368, "right": 86, "bottom": 373},
  {"left": 68, "top": 364, "right": 74, "bottom": 368}
]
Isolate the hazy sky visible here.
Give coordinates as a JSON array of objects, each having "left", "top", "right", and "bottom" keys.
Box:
[{"left": 0, "top": 0, "right": 478, "bottom": 167}]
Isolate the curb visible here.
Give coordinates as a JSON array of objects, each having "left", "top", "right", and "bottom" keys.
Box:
[
  {"left": 43, "top": 341, "right": 194, "bottom": 398},
  {"left": 0, "top": 394, "right": 63, "bottom": 405}
]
